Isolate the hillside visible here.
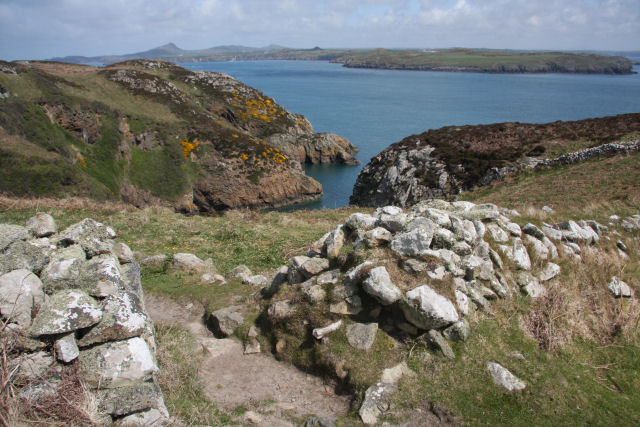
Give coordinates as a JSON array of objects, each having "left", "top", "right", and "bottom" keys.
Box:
[
  {"left": 1, "top": 140, "right": 638, "bottom": 425},
  {"left": 0, "top": 60, "right": 358, "bottom": 211},
  {"left": 52, "top": 44, "right": 634, "bottom": 75},
  {"left": 351, "top": 113, "right": 640, "bottom": 208}
]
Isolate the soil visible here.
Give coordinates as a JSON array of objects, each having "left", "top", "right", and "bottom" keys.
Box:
[{"left": 144, "top": 292, "right": 351, "bottom": 425}]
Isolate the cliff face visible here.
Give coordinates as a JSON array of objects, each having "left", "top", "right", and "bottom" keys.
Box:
[
  {"left": 0, "top": 60, "right": 353, "bottom": 211},
  {"left": 351, "top": 114, "right": 640, "bottom": 207}
]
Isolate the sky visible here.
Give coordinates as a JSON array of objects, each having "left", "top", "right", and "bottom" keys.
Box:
[{"left": 1, "top": 0, "right": 639, "bottom": 60}]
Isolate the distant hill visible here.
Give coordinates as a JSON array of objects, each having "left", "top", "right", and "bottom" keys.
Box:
[{"left": 50, "top": 44, "right": 635, "bottom": 74}]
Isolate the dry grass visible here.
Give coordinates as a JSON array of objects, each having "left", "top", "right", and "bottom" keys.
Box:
[
  {"left": 523, "top": 245, "right": 640, "bottom": 352},
  {"left": 0, "top": 328, "right": 99, "bottom": 426},
  {"left": 0, "top": 193, "right": 139, "bottom": 213}
]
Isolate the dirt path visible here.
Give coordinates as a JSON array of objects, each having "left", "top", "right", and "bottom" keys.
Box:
[{"left": 144, "top": 293, "right": 350, "bottom": 425}]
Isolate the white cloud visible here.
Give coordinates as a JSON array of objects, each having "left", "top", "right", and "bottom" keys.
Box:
[{"left": 0, "top": 0, "right": 638, "bottom": 60}]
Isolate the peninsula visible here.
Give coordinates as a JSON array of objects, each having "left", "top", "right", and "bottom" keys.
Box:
[{"left": 51, "top": 44, "right": 635, "bottom": 75}]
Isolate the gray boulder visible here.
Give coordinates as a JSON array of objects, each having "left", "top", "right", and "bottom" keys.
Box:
[
  {"left": 77, "top": 292, "right": 148, "bottom": 346},
  {"left": 346, "top": 322, "right": 378, "bottom": 350},
  {"left": 0, "top": 240, "right": 50, "bottom": 274},
  {"left": 608, "top": 276, "right": 632, "bottom": 298},
  {"left": 362, "top": 267, "right": 402, "bottom": 305},
  {"left": 26, "top": 213, "right": 57, "bottom": 237},
  {"left": 30, "top": 290, "right": 102, "bottom": 336},
  {"left": 443, "top": 319, "right": 470, "bottom": 342},
  {"left": 522, "top": 223, "right": 545, "bottom": 240},
  {"left": 345, "top": 213, "right": 377, "bottom": 231},
  {"left": 377, "top": 213, "right": 409, "bottom": 233},
  {"left": 516, "top": 272, "right": 545, "bottom": 298},
  {"left": 359, "top": 382, "right": 398, "bottom": 425},
  {"left": 401, "top": 285, "right": 459, "bottom": 330},
  {"left": 140, "top": 254, "right": 167, "bottom": 269},
  {"left": 58, "top": 218, "right": 116, "bottom": 257},
  {"left": 78, "top": 336, "right": 157, "bottom": 387},
  {"left": 173, "top": 252, "right": 213, "bottom": 272},
  {"left": 324, "top": 225, "right": 345, "bottom": 259},
  {"left": 316, "top": 269, "right": 341, "bottom": 285},
  {"left": 0, "top": 269, "right": 45, "bottom": 328},
  {"left": 267, "top": 300, "right": 296, "bottom": 320},
  {"left": 425, "top": 329, "right": 455, "bottom": 359},
  {"left": 97, "top": 382, "right": 162, "bottom": 417},
  {"left": 54, "top": 333, "right": 80, "bottom": 363},
  {"left": 487, "top": 362, "right": 526, "bottom": 391},
  {"left": 208, "top": 306, "right": 244, "bottom": 336},
  {"left": 363, "top": 227, "right": 393, "bottom": 248},
  {"left": 390, "top": 227, "right": 434, "bottom": 257},
  {"left": 0, "top": 224, "right": 30, "bottom": 251},
  {"left": 112, "top": 242, "right": 134, "bottom": 264},
  {"left": 539, "top": 263, "right": 561, "bottom": 282}
]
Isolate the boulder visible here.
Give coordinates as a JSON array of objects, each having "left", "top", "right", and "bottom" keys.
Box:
[
  {"left": 78, "top": 337, "right": 157, "bottom": 387},
  {"left": 58, "top": 218, "right": 115, "bottom": 257},
  {"left": 0, "top": 240, "right": 50, "bottom": 274},
  {"left": 304, "top": 284, "right": 327, "bottom": 305},
  {"left": 516, "top": 272, "right": 545, "bottom": 298},
  {"left": 522, "top": 223, "right": 545, "bottom": 240},
  {"left": 0, "top": 269, "right": 45, "bottom": 328},
  {"left": 243, "top": 274, "right": 268, "bottom": 286},
  {"left": 359, "top": 382, "right": 398, "bottom": 425},
  {"left": 499, "top": 238, "right": 531, "bottom": 270},
  {"left": 26, "top": 213, "right": 57, "bottom": 237},
  {"left": 608, "top": 276, "right": 632, "bottom": 298},
  {"left": 425, "top": 329, "right": 455, "bottom": 359},
  {"left": 140, "top": 254, "right": 167, "bottom": 269},
  {"left": 400, "top": 285, "right": 459, "bottom": 330},
  {"left": 378, "top": 213, "right": 409, "bottom": 233},
  {"left": 487, "top": 362, "right": 526, "bottom": 391},
  {"left": 422, "top": 208, "right": 451, "bottom": 228},
  {"left": 288, "top": 255, "right": 312, "bottom": 284},
  {"left": 343, "top": 261, "right": 375, "bottom": 285},
  {"left": 54, "top": 333, "right": 80, "bottom": 363},
  {"left": 363, "top": 227, "right": 393, "bottom": 248},
  {"left": 77, "top": 292, "right": 147, "bottom": 346},
  {"left": 487, "top": 224, "right": 509, "bottom": 243},
  {"left": 267, "top": 300, "right": 296, "bottom": 320},
  {"left": 455, "top": 289, "right": 471, "bottom": 316},
  {"left": 390, "top": 227, "right": 434, "bottom": 257},
  {"left": 539, "top": 263, "right": 561, "bottom": 282},
  {"left": 207, "top": 306, "right": 244, "bottom": 336},
  {"left": 443, "top": 319, "right": 470, "bottom": 342},
  {"left": 112, "top": 242, "right": 134, "bottom": 264},
  {"left": 380, "top": 361, "right": 415, "bottom": 384},
  {"left": 324, "top": 225, "right": 345, "bottom": 259},
  {"left": 524, "top": 234, "right": 549, "bottom": 260},
  {"left": 97, "top": 382, "right": 162, "bottom": 417},
  {"left": 30, "top": 290, "right": 102, "bottom": 336},
  {"left": 346, "top": 322, "right": 378, "bottom": 350},
  {"left": 300, "top": 257, "right": 330, "bottom": 277},
  {"left": 0, "top": 224, "right": 29, "bottom": 251},
  {"left": 345, "top": 213, "right": 377, "bottom": 231},
  {"left": 432, "top": 228, "right": 456, "bottom": 249},
  {"left": 316, "top": 269, "right": 341, "bottom": 285},
  {"left": 362, "top": 267, "right": 402, "bottom": 305},
  {"left": 173, "top": 252, "right": 213, "bottom": 272}
]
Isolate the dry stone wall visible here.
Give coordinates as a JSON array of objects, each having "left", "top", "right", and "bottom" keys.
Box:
[{"left": 0, "top": 214, "right": 168, "bottom": 425}]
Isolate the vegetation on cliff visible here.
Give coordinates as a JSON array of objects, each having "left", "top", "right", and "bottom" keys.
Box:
[{"left": 0, "top": 59, "right": 356, "bottom": 211}]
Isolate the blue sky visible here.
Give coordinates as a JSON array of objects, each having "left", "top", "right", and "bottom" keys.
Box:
[{"left": 0, "top": 0, "right": 638, "bottom": 60}]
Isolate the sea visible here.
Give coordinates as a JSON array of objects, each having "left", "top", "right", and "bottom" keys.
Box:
[{"left": 183, "top": 59, "right": 640, "bottom": 210}]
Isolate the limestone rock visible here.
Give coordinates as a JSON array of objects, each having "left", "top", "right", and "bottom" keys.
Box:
[
  {"left": 524, "top": 234, "right": 549, "bottom": 260},
  {"left": 499, "top": 238, "right": 531, "bottom": 270},
  {"left": 359, "top": 382, "right": 398, "bottom": 425},
  {"left": 455, "top": 289, "right": 471, "bottom": 316},
  {"left": 288, "top": 255, "right": 312, "bottom": 284},
  {"left": 173, "top": 252, "right": 213, "bottom": 272},
  {"left": 304, "top": 284, "right": 327, "bottom": 305},
  {"left": 243, "top": 274, "right": 268, "bottom": 286},
  {"left": 300, "top": 257, "right": 330, "bottom": 277},
  {"left": 487, "top": 224, "right": 509, "bottom": 243},
  {"left": 516, "top": 272, "right": 546, "bottom": 298},
  {"left": 401, "top": 285, "right": 459, "bottom": 330},
  {"left": 363, "top": 227, "right": 393, "bottom": 248},
  {"left": 329, "top": 296, "right": 362, "bottom": 315},
  {"left": 78, "top": 337, "right": 157, "bottom": 387},
  {"left": 77, "top": 292, "right": 147, "bottom": 346},
  {"left": 390, "top": 227, "right": 434, "bottom": 257},
  {"left": 346, "top": 322, "right": 378, "bottom": 350},
  {"left": 345, "top": 213, "right": 377, "bottom": 231},
  {"left": 26, "top": 213, "right": 57, "bottom": 237},
  {"left": 0, "top": 269, "right": 45, "bottom": 328},
  {"left": 1, "top": 224, "right": 30, "bottom": 254},
  {"left": 97, "top": 382, "right": 161, "bottom": 417},
  {"left": 316, "top": 269, "right": 340, "bottom": 285},
  {"left": 30, "top": 290, "right": 102, "bottom": 336},
  {"left": 344, "top": 261, "right": 375, "bottom": 285},
  {"left": 425, "top": 329, "right": 455, "bottom": 359},
  {"left": 443, "top": 319, "right": 470, "bottom": 342},
  {"left": 58, "top": 218, "right": 115, "bottom": 257},
  {"left": 0, "top": 240, "right": 50, "bottom": 274},
  {"left": 55, "top": 333, "right": 79, "bottom": 363},
  {"left": 208, "top": 306, "right": 244, "bottom": 336},
  {"left": 112, "top": 242, "right": 134, "bottom": 264},
  {"left": 539, "top": 263, "right": 561, "bottom": 282},
  {"left": 362, "top": 266, "right": 402, "bottom": 305},
  {"left": 324, "top": 225, "right": 345, "bottom": 259},
  {"left": 140, "top": 254, "right": 167, "bottom": 269},
  {"left": 380, "top": 361, "right": 415, "bottom": 384},
  {"left": 608, "top": 276, "right": 632, "bottom": 298},
  {"left": 487, "top": 362, "right": 526, "bottom": 391}
]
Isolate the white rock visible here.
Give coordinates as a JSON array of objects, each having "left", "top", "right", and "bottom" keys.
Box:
[
  {"left": 390, "top": 227, "right": 435, "bottom": 257},
  {"left": 608, "top": 276, "right": 632, "bottom": 298},
  {"left": 487, "top": 224, "right": 509, "bottom": 243},
  {"left": 401, "top": 285, "right": 459, "bottom": 330},
  {"left": 324, "top": 225, "right": 345, "bottom": 259},
  {"left": 487, "top": 362, "right": 526, "bottom": 391},
  {"left": 455, "top": 289, "right": 471, "bottom": 316},
  {"left": 112, "top": 242, "right": 134, "bottom": 264},
  {"left": 539, "top": 263, "right": 561, "bottom": 282},
  {"left": 55, "top": 333, "right": 80, "bottom": 363},
  {"left": 312, "top": 320, "right": 343, "bottom": 340},
  {"left": 26, "top": 212, "right": 57, "bottom": 237},
  {"left": 362, "top": 267, "right": 402, "bottom": 305},
  {"left": 0, "top": 269, "right": 45, "bottom": 328},
  {"left": 380, "top": 361, "right": 415, "bottom": 384}
]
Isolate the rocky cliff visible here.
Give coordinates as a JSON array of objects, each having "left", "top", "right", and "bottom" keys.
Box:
[
  {"left": 351, "top": 113, "right": 640, "bottom": 207},
  {"left": 0, "top": 213, "right": 168, "bottom": 425},
  {"left": 0, "top": 60, "right": 357, "bottom": 211}
]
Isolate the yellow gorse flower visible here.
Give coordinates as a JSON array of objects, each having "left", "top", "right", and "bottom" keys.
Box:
[{"left": 180, "top": 138, "right": 200, "bottom": 159}]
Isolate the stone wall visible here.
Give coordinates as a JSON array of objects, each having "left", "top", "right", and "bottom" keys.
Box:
[{"left": 0, "top": 213, "right": 168, "bottom": 425}]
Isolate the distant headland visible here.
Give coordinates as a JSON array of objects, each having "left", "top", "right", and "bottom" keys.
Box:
[{"left": 50, "top": 43, "right": 635, "bottom": 75}]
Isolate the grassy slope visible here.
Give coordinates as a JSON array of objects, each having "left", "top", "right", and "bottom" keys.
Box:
[{"left": 1, "top": 150, "right": 638, "bottom": 425}]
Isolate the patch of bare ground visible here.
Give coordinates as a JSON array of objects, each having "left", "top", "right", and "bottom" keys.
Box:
[{"left": 144, "top": 292, "right": 350, "bottom": 425}]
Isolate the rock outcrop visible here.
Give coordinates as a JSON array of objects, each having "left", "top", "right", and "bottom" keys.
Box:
[
  {"left": 0, "top": 214, "right": 168, "bottom": 425},
  {"left": 0, "top": 59, "right": 357, "bottom": 211},
  {"left": 350, "top": 114, "right": 640, "bottom": 207}
]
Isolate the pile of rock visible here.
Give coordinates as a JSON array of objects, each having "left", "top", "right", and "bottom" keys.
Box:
[
  {"left": 258, "top": 200, "right": 635, "bottom": 424},
  {"left": 0, "top": 213, "right": 168, "bottom": 425}
]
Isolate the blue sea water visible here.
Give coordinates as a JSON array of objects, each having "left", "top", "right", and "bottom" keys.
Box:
[{"left": 183, "top": 60, "right": 640, "bottom": 209}]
